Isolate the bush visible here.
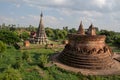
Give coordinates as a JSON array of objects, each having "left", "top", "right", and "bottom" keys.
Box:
[
  {"left": 38, "top": 54, "right": 48, "bottom": 68},
  {"left": 14, "top": 43, "right": 21, "bottom": 49},
  {"left": 0, "top": 68, "right": 22, "bottom": 80},
  {"left": 12, "top": 61, "right": 22, "bottom": 69},
  {"left": 22, "top": 51, "right": 30, "bottom": 61}
]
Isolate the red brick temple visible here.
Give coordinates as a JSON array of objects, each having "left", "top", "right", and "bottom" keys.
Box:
[{"left": 56, "top": 22, "right": 120, "bottom": 75}]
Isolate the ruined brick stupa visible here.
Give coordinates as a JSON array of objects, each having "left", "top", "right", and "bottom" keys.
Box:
[{"left": 58, "top": 22, "right": 115, "bottom": 70}]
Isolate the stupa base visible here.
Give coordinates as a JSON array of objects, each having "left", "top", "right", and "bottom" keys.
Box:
[{"left": 51, "top": 53, "right": 120, "bottom": 75}]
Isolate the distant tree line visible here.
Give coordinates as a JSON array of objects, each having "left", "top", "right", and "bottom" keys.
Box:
[
  {"left": 0, "top": 23, "right": 77, "bottom": 44},
  {"left": 98, "top": 30, "right": 120, "bottom": 47},
  {"left": 45, "top": 27, "right": 76, "bottom": 40},
  {"left": 0, "top": 23, "right": 120, "bottom": 47}
]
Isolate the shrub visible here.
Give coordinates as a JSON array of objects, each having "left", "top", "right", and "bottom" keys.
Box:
[
  {"left": 12, "top": 61, "right": 22, "bottom": 69},
  {"left": 38, "top": 54, "right": 48, "bottom": 68},
  {"left": 0, "top": 68, "right": 22, "bottom": 80},
  {"left": 22, "top": 51, "right": 30, "bottom": 61}
]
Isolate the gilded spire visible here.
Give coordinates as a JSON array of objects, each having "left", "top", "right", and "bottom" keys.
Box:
[{"left": 77, "top": 21, "right": 85, "bottom": 35}]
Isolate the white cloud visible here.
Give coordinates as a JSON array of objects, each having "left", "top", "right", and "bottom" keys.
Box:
[
  {"left": 10, "top": 12, "right": 14, "bottom": 15},
  {"left": 59, "top": 17, "right": 63, "bottom": 21},
  {"left": 59, "top": 9, "right": 73, "bottom": 16},
  {"left": 93, "top": 0, "right": 106, "bottom": 8},
  {"left": 20, "top": 16, "right": 25, "bottom": 19},
  {"left": 16, "top": 4, "right": 21, "bottom": 8},
  {"left": 1, "top": 0, "right": 120, "bottom": 31},
  {"left": 20, "top": 14, "right": 62, "bottom": 28},
  {"left": 0, "top": 16, "right": 15, "bottom": 24},
  {"left": 53, "top": 0, "right": 66, "bottom": 5},
  {"left": 28, "top": 15, "right": 39, "bottom": 20},
  {"left": 44, "top": 15, "right": 61, "bottom": 28},
  {"left": 58, "top": 9, "right": 103, "bottom": 18}
]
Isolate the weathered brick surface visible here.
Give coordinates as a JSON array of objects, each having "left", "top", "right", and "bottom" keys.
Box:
[{"left": 58, "top": 34, "right": 114, "bottom": 69}]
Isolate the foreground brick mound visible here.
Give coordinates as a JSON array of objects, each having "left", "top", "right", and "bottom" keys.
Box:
[
  {"left": 58, "top": 34, "right": 115, "bottom": 69},
  {"left": 58, "top": 22, "right": 115, "bottom": 70}
]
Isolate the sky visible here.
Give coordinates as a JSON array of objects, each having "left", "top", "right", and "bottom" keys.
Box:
[{"left": 0, "top": 0, "right": 120, "bottom": 32}]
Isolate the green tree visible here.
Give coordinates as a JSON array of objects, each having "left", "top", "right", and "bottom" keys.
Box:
[
  {"left": 61, "top": 30, "right": 68, "bottom": 38},
  {"left": 0, "top": 41, "right": 6, "bottom": 58},
  {"left": 53, "top": 29, "right": 60, "bottom": 40},
  {"left": 63, "top": 26, "right": 68, "bottom": 32},
  {"left": 26, "top": 25, "right": 36, "bottom": 31},
  {"left": 0, "top": 30, "right": 20, "bottom": 45},
  {"left": 69, "top": 28, "right": 77, "bottom": 33},
  {"left": 9, "top": 24, "right": 16, "bottom": 31},
  {"left": 58, "top": 30, "right": 65, "bottom": 39},
  {"left": 20, "top": 31, "right": 29, "bottom": 40},
  {"left": 99, "top": 30, "right": 116, "bottom": 43},
  {"left": 114, "top": 36, "right": 120, "bottom": 47},
  {"left": 53, "top": 29, "right": 67, "bottom": 40},
  {"left": 45, "top": 27, "right": 55, "bottom": 38}
]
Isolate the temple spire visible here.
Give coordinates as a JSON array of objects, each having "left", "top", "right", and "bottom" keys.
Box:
[
  {"left": 36, "top": 12, "right": 48, "bottom": 44},
  {"left": 40, "top": 12, "right": 43, "bottom": 17},
  {"left": 88, "top": 23, "right": 96, "bottom": 35},
  {"left": 77, "top": 21, "right": 85, "bottom": 35},
  {"left": 89, "top": 23, "right": 93, "bottom": 29},
  {"left": 40, "top": 12, "right": 43, "bottom": 24}
]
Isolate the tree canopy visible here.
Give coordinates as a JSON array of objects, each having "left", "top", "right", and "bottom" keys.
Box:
[{"left": 0, "top": 30, "right": 20, "bottom": 45}]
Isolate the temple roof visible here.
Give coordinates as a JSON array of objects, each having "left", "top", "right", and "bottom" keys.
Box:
[
  {"left": 88, "top": 24, "right": 96, "bottom": 35},
  {"left": 89, "top": 23, "right": 94, "bottom": 29},
  {"left": 77, "top": 21, "right": 85, "bottom": 35}
]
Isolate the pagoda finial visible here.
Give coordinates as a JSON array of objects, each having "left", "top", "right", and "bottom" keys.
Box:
[
  {"left": 40, "top": 11, "right": 43, "bottom": 17},
  {"left": 80, "top": 21, "right": 83, "bottom": 27},
  {"left": 77, "top": 21, "right": 85, "bottom": 35},
  {"left": 40, "top": 12, "right": 43, "bottom": 24},
  {"left": 89, "top": 23, "right": 93, "bottom": 29}
]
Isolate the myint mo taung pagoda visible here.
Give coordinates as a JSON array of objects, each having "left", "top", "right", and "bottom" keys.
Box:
[{"left": 52, "top": 21, "right": 120, "bottom": 75}]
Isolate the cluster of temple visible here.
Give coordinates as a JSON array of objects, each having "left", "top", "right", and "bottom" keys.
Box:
[
  {"left": 58, "top": 22, "right": 115, "bottom": 69},
  {"left": 29, "top": 13, "right": 48, "bottom": 45}
]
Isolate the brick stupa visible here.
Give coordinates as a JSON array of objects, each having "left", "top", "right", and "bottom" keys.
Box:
[
  {"left": 35, "top": 12, "right": 48, "bottom": 44},
  {"left": 58, "top": 22, "right": 115, "bottom": 70}
]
